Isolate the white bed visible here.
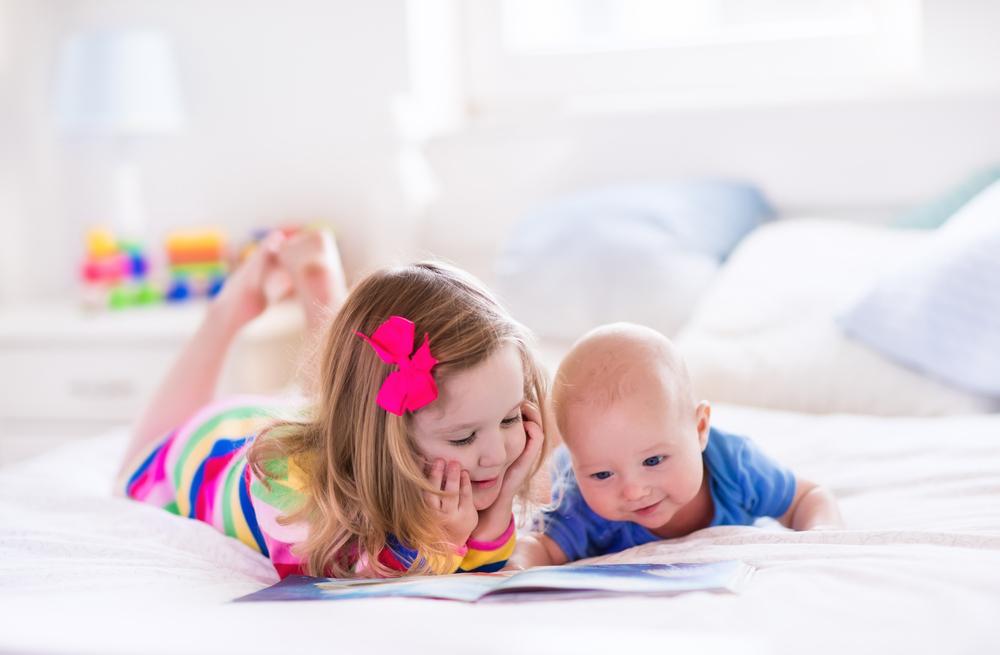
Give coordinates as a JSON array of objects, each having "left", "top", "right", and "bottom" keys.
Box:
[
  {"left": 2, "top": 405, "right": 999, "bottom": 654},
  {"left": 2, "top": 218, "right": 998, "bottom": 654}
]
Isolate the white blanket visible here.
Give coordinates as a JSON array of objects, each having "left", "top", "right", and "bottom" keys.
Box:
[{"left": 2, "top": 405, "right": 999, "bottom": 655}]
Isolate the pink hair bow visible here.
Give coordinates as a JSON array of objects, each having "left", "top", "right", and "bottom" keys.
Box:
[{"left": 356, "top": 316, "right": 439, "bottom": 416}]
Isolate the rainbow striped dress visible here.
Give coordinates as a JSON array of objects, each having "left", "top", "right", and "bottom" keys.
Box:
[{"left": 121, "top": 396, "right": 515, "bottom": 578}]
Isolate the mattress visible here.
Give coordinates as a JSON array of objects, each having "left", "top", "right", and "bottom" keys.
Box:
[{"left": 2, "top": 404, "right": 998, "bottom": 654}]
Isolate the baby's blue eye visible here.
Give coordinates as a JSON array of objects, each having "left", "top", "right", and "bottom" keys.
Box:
[
  {"left": 590, "top": 471, "right": 613, "bottom": 481},
  {"left": 643, "top": 455, "right": 665, "bottom": 467}
]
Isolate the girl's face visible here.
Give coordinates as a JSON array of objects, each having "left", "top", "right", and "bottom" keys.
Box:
[{"left": 410, "top": 343, "right": 528, "bottom": 511}]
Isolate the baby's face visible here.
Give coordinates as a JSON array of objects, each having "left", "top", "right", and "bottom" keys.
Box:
[
  {"left": 410, "top": 342, "right": 528, "bottom": 511},
  {"left": 563, "top": 392, "right": 709, "bottom": 532}
]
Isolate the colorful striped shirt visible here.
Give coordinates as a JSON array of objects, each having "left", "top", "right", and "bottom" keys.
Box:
[{"left": 121, "top": 396, "right": 515, "bottom": 578}]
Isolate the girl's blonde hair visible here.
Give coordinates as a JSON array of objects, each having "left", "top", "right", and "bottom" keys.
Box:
[{"left": 248, "top": 262, "right": 549, "bottom": 578}]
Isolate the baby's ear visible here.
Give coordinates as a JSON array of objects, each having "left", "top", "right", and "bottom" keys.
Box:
[{"left": 695, "top": 401, "right": 711, "bottom": 452}]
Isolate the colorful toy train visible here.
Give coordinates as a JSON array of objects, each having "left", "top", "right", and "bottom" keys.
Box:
[
  {"left": 80, "top": 224, "right": 322, "bottom": 311},
  {"left": 80, "top": 227, "right": 228, "bottom": 310}
]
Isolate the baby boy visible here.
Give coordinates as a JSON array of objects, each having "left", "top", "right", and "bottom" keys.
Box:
[{"left": 513, "top": 323, "right": 843, "bottom": 567}]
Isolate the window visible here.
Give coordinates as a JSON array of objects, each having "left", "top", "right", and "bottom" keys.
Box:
[{"left": 459, "top": 0, "right": 923, "bottom": 114}]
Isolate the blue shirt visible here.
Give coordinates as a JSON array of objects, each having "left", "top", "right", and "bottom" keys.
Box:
[{"left": 540, "top": 426, "right": 797, "bottom": 561}]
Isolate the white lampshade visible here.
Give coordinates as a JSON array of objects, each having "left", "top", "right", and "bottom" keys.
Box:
[{"left": 54, "top": 29, "right": 185, "bottom": 135}]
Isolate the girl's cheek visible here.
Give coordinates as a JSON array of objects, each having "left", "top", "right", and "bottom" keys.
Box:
[
  {"left": 418, "top": 447, "right": 475, "bottom": 474},
  {"left": 414, "top": 442, "right": 446, "bottom": 468},
  {"left": 508, "top": 426, "right": 527, "bottom": 459}
]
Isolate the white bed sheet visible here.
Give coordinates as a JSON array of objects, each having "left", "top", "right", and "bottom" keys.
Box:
[{"left": 2, "top": 405, "right": 999, "bottom": 655}]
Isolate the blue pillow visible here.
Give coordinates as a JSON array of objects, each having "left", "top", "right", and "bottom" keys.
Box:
[
  {"left": 495, "top": 181, "right": 774, "bottom": 341},
  {"left": 840, "top": 180, "right": 1000, "bottom": 398},
  {"left": 893, "top": 165, "right": 1000, "bottom": 230}
]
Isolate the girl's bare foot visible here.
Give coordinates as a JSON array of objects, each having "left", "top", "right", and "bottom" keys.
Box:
[
  {"left": 212, "top": 231, "right": 288, "bottom": 331},
  {"left": 278, "top": 228, "right": 349, "bottom": 335}
]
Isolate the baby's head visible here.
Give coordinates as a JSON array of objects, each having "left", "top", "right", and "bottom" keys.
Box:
[
  {"left": 552, "top": 323, "right": 710, "bottom": 532},
  {"left": 254, "top": 261, "right": 549, "bottom": 575}
]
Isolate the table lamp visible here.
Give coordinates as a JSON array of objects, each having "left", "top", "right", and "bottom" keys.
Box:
[{"left": 54, "top": 29, "right": 186, "bottom": 239}]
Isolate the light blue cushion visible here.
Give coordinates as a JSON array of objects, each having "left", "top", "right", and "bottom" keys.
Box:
[
  {"left": 893, "top": 165, "right": 1000, "bottom": 230},
  {"left": 840, "top": 180, "right": 1000, "bottom": 398},
  {"left": 495, "top": 181, "right": 774, "bottom": 340}
]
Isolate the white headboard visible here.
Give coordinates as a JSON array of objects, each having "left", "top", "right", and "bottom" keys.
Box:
[{"left": 419, "top": 90, "right": 1000, "bottom": 286}]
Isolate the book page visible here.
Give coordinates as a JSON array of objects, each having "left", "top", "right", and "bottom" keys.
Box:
[{"left": 233, "top": 561, "right": 754, "bottom": 603}]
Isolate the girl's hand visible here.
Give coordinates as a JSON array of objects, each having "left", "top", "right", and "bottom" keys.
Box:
[
  {"left": 501, "top": 402, "right": 545, "bottom": 496},
  {"left": 470, "top": 403, "right": 545, "bottom": 541},
  {"left": 424, "top": 459, "right": 478, "bottom": 548}
]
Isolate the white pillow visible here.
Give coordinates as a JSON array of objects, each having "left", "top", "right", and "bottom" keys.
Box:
[
  {"left": 675, "top": 218, "right": 997, "bottom": 416},
  {"left": 494, "top": 182, "right": 774, "bottom": 341},
  {"left": 839, "top": 180, "right": 1000, "bottom": 397}
]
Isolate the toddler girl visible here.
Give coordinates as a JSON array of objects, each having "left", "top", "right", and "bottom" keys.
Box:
[{"left": 117, "top": 230, "right": 550, "bottom": 579}]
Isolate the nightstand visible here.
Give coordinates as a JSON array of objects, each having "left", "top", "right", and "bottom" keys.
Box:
[{"left": 0, "top": 301, "right": 306, "bottom": 466}]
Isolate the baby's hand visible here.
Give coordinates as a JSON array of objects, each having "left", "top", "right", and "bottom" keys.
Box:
[{"left": 424, "top": 459, "right": 478, "bottom": 548}]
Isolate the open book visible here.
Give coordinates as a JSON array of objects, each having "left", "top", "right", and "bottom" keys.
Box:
[{"left": 234, "top": 561, "right": 754, "bottom": 603}]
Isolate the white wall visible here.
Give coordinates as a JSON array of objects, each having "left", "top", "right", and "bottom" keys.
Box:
[
  {"left": 0, "top": 0, "right": 60, "bottom": 306},
  {"left": 0, "top": 0, "right": 14, "bottom": 305},
  {"left": 4, "top": 0, "right": 420, "bottom": 302},
  {"left": 3, "top": 0, "right": 1000, "bottom": 301}
]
